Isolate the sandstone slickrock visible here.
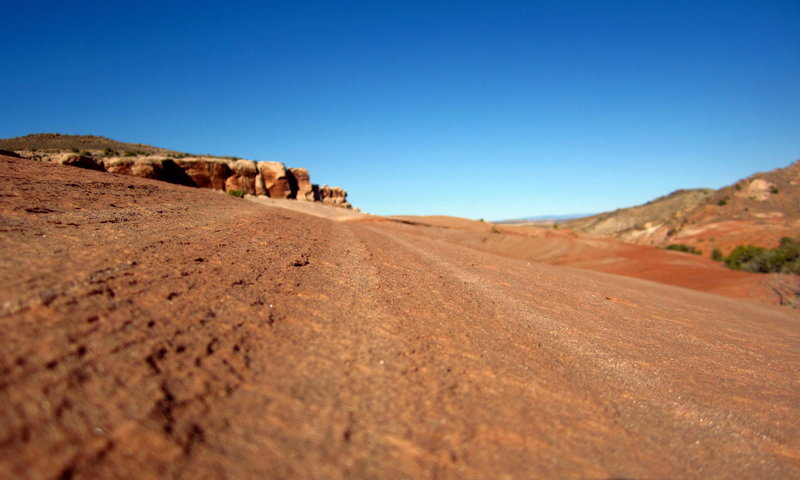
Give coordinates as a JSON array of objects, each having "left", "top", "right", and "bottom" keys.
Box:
[
  {"left": 0, "top": 134, "right": 350, "bottom": 209},
  {"left": 224, "top": 159, "right": 259, "bottom": 195},
  {"left": 57, "top": 153, "right": 105, "bottom": 171},
  {"left": 103, "top": 157, "right": 163, "bottom": 180},
  {"left": 318, "top": 185, "right": 350, "bottom": 207},
  {"left": 1, "top": 155, "right": 799, "bottom": 479},
  {"left": 289, "top": 167, "right": 315, "bottom": 201},
  {"left": 258, "top": 161, "right": 292, "bottom": 198},
  {"left": 173, "top": 158, "right": 231, "bottom": 190}
]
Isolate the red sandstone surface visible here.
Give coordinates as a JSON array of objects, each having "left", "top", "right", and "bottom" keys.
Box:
[{"left": 1, "top": 156, "right": 799, "bottom": 479}]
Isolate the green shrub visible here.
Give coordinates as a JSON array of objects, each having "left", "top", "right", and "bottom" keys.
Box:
[
  {"left": 227, "top": 189, "right": 246, "bottom": 198},
  {"left": 123, "top": 150, "right": 136, "bottom": 157},
  {"left": 70, "top": 147, "right": 79, "bottom": 153},
  {"left": 489, "top": 226, "right": 500, "bottom": 234},
  {"left": 665, "top": 244, "right": 702, "bottom": 255},
  {"left": 770, "top": 186, "right": 780, "bottom": 194},
  {"left": 766, "top": 237, "right": 800, "bottom": 274},
  {"left": 723, "top": 238, "right": 800, "bottom": 274},
  {"left": 711, "top": 247, "right": 724, "bottom": 262},
  {"left": 718, "top": 197, "right": 728, "bottom": 206},
  {"left": 725, "top": 245, "right": 769, "bottom": 272}
]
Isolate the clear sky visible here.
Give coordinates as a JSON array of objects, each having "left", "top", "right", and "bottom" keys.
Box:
[{"left": 2, "top": 1, "right": 799, "bottom": 219}]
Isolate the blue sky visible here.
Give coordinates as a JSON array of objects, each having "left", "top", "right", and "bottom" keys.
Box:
[{"left": 2, "top": 1, "right": 799, "bottom": 219}]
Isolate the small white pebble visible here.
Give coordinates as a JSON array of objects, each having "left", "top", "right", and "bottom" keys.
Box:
[
  {"left": 269, "top": 304, "right": 273, "bottom": 308},
  {"left": 379, "top": 360, "right": 384, "bottom": 365},
  {"left": 93, "top": 427, "right": 105, "bottom": 435}
]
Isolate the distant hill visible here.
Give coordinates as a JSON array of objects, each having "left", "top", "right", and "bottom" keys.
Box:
[
  {"left": 564, "top": 160, "right": 800, "bottom": 256},
  {"left": 497, "top": 213, "right": 596, "bottom": 225},
  {"left": 564, "top": 189, "right": 714, "bottom": 242},
  {"left": 0, "top": 133, "right": 185, "bottom": 156}
]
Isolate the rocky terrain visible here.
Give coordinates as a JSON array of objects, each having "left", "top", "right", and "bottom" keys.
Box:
[
  {"left": 564, "top": 160, "right": 800, "bottom": 256},
  {"left": 0, "top": 134, "right": 350, "bottom": 208},
  {"left": 2, "top": 153, "right": 799, "bottom": 479},
  {"left": 564, "top": 189, "right": 714, "bottom": 244}
]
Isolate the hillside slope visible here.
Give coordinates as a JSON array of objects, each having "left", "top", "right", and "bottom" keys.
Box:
[
  {"left": 1, "top": 155, "right": 799, "bottom": 479},
  {"left": 564, "top": 189, "right": 713, "bottom": 243},
  {"left": 0, "top": 133, "right": 184, "bottom": 156},
  {"left": 373, "top": 215, "right": 798, "bottom": 306},
  {"left": 565, "top": 159, "right": 800, "bottom": 255}
]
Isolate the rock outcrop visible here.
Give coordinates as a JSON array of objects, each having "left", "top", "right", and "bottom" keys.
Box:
[
  {"left": 225, "top": 159, "right": 259, "bottom": 195},
  {"left": 258, "top": 162, "right": 292, "bottom": 198},
  {"left": 288, "top": 167, "right": 314, "bottom": 201},
  {"left": 57, "top": 153, "right": 105, "bottom": 171},
  {"left": 174, "top": 158, "right": 231, "bottom": 190},
  {"left": 1, "top": 133, "right": 351, "bottom": 208},
  {"left": 103, "top": 157, "right": 163, "bottom": 179},
  {"left": 318, "top": 185, "right": 349, "bottom": 206}
]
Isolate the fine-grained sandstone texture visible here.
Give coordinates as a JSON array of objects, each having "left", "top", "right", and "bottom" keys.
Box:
[{"left": 1, "top": 155, "right": 799, "bottom": 479}]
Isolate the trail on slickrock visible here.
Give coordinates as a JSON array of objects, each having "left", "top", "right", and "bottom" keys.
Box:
[{"left": 1, "top": 156, "right": 798, "bottom": 479}]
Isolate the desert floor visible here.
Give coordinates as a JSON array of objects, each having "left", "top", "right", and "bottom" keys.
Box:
[{"left": 1, "top": 155, "right": 798, "bottom": 479}]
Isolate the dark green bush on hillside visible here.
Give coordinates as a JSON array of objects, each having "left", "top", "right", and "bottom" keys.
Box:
[
  {"left": 724, "top": 237, "right": 800, "bottom": 274},
  {"left": 711, "top": 247, "right": 724, "bottom": 262},
  {"left": 725, "top": 245, "right": 768, "bottom": 271},
  {"left": 665, "top": 244, "right": 702, "bottom": 255},
  {"left": 767, "top": 237, "right": 800, "bottom": 273},
  {"left": 227, "top": 189, "right": 246, "bottom": 198}
]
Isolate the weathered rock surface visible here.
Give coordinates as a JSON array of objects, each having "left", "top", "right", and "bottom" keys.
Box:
[
  {"left": 57, "top": 153, "right": 105, "bottom": 171},
  {"left": 258, "top": 161, "right": 292, "bottom": 198},
  {"left": 173, "top": 158, "right": 231, "bottom": 190},
  {"left": 0, "top": 133, "right": 350, "bottom": 208},
  {"left": 288, "top": 167, "right": 315, "bottom": 201},
  {"left": 103, "top": 156, "right": 163, "bottom": 179},
  {"left": 224, "top": 159, "right": 259, "bottom": 195},
  {"left": 318, "top": 185, "right": 350, "bottom": 207},
  {"left": 1, "top": 155, "right": 799, "bottom": 479}
]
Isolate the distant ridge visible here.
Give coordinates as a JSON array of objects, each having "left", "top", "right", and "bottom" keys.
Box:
[
  {"left": 562, "top": 160, "right": 800, "bottom": 255},
  {"left": 0, "top": 133, "right": 185, "bottom": 156},
  {"left": 497, "top": 213, "right": 597, "bottom": 223}
]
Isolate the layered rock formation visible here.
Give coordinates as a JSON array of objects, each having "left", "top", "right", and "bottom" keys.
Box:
[{"left": 1, "top": 133, "right": 351, "bottom": 208}]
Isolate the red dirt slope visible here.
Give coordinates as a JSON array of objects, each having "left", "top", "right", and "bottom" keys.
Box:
[
  {"left": 1, "top": 156, "right": 799, "bottom": 479},
  {"left": 375, "top": 215, "right": 797, "bottom": 306}
]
